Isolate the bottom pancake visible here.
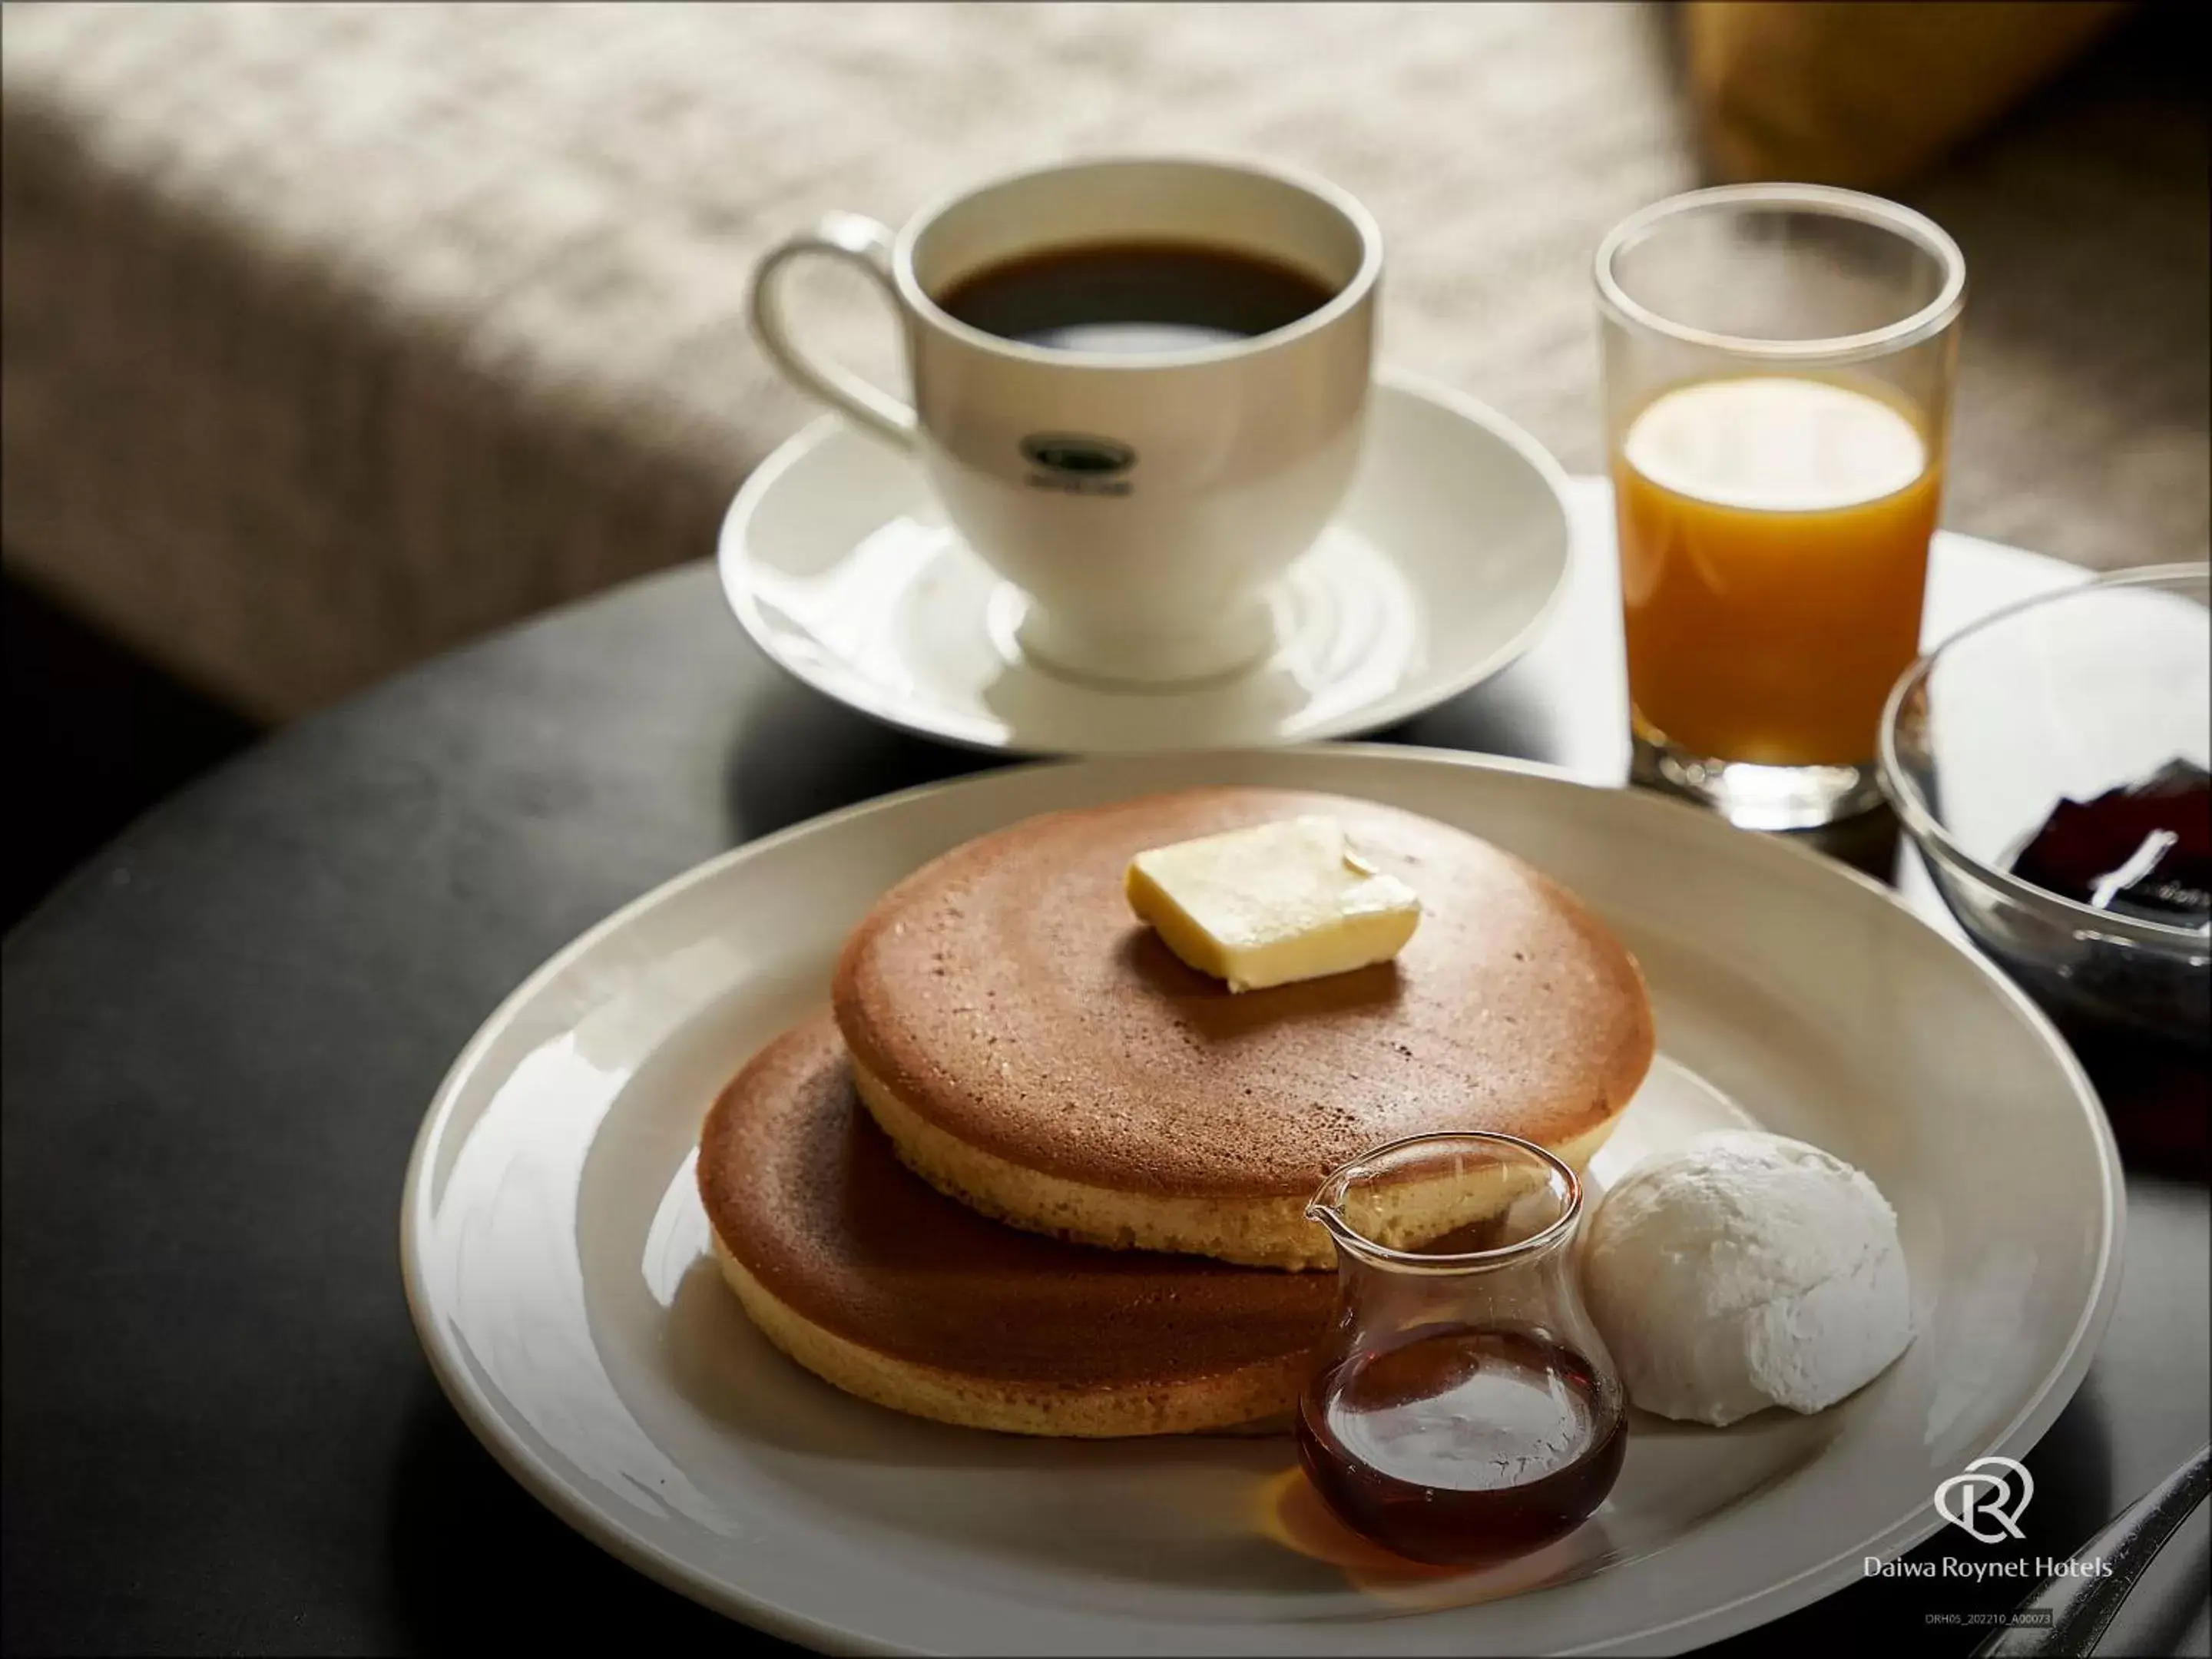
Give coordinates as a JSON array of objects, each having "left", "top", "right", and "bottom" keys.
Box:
[{"left": 697, "top": 1015, "right": 1335, "bottom": 1436}]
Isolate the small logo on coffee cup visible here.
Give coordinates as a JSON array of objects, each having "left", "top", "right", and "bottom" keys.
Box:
[
  {"left": 1021, "top": 433, "right": 1135, "bottom": 494},
  {"left": 1021, "top": 433, "right": 1135, "bottom": 474}
]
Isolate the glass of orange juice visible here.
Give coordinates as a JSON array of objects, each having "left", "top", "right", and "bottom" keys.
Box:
[{"left": 1595, "top": 185, "right": 1965, "bottom": 830}]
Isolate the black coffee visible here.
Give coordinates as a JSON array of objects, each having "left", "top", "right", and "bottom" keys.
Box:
[{"left": 937, "top": 240, "right": 1337, "bottom": 354}]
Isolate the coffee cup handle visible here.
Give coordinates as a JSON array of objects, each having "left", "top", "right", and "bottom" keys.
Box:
[{"left": 749, "top": 212, "right": 918, "bottom": 450}]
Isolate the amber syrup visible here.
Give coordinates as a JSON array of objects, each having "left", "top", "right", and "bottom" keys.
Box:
[{"left": 1296, "top": 1326, "right": 1625, "bottom": 1566}]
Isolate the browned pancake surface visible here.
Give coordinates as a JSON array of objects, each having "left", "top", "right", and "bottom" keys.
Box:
[
  {"left": 833, "top": 788, "right": 1653, "bottom": 1197},
  {"left": 697, "top": 1015, "right": 1333, "bottom": 1386}
]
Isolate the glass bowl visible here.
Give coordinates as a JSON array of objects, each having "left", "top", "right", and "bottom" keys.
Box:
[{"left": 1879, "top": 565, "right": 2210, "bottom": 1047}]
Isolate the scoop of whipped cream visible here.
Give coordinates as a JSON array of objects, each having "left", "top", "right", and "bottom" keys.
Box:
[{"left": 1580, "top": 1130, "right": 1912, "bottom": 1427}]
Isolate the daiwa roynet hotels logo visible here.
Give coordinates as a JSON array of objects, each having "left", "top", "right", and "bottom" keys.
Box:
[
  {"left": 1863, "top": 1456, "right": 2114, "bottom": 1583},
  {"left": 1937, "top": 1455, "right": 2035, "bottom": 1545}
]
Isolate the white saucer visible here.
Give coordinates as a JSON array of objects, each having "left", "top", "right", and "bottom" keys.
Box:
[{"left": 718, "top": 372, "right": 1572, "bottom": 753}]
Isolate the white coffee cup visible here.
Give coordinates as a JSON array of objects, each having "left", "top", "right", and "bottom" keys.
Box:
[{"left": 750, "top": 157, "right": 1382, "bottom": 685}]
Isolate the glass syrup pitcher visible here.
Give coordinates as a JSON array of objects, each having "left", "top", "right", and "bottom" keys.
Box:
[{"left": 1297, "top": 1131, "right": 1627, "bottom": 1566}]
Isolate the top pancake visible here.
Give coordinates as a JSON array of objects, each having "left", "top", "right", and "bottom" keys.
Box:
[{"left": 833, "top": 787, "right": 1654, "bottom": 1200}]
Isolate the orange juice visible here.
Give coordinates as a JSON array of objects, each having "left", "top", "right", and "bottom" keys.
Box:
[{"left": 1613, "top": 376, "right": 1939, "bottom": 767}]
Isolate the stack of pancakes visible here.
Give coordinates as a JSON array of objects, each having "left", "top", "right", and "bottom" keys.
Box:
[{"left": 697, "top": 787, "right": 1654, "bottom": 1437}]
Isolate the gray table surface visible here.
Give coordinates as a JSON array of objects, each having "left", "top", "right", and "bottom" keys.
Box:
[{"left": 3, "top": 482, "right": 2204, "bottom": 1655}]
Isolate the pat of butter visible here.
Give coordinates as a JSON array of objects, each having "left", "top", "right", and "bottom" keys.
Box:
[{"left": 1125, "top": 816, "right": 1420, "bottom": 992}]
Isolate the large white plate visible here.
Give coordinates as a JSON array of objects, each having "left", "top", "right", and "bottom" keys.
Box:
[{"left": 400, "top": 748, "right": 2121, "bottom": 1655}]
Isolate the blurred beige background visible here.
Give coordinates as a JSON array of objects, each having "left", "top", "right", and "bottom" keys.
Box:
[{"left": 5, "top": 2, "right": 2206, "bottom": 717}]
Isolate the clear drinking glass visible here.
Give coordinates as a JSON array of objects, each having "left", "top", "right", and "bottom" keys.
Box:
[
  {"left": 1596, "top": 184, "right": 1967, "bottom": 830},
  {"left": 1296, "top": 1133, "right": 1625, "bottom": 1566}
]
